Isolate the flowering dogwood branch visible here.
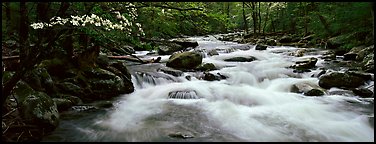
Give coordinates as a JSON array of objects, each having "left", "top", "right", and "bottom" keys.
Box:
[{"left": 30, "top": 13, "right": 145, "bottom": 36}]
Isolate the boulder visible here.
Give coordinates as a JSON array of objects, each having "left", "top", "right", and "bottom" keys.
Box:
[
  {"left": 23, "top": 67, "right": 58, "bottom": 96},
  {"left": 291, "top": 83, "right": 325, "bottom": 96},
  {"left": 318, "top": 71, "right": 368, "bottom": 89},
  {"left": 157, "top": 43, "right": 185, "bottom": 55},
  {"left": 279, "top": 35, "right": 293, "bottom": 43},
  {"left": 202, "top": 72, "right": 227, "bottom": 81},
  {"left": 196, "top": 63, "right": 217, "bottom": 71},
  {"left": 171, "top": 38, "right": 199, "bottom": 48},
  {"left": 255, "top": 44, "right": 267, "bottom": 50},
  {"left": 266, "top": 39, "right": 277, "bottom": 46},
  {"left": 20, "top": 91, "right": 59, "bottom": 132},
  {"left": 290, "top": 57, "right": 318, "bottom": 70},
  {"left": 52, "top": 98, "right": 73, "bottom": 112},
  {"left": 356, "top": 45, "right": 374, "bottom": 61},
  {"left": 56, "top": 81, "right": 83, "bottom": 96},
  {"left": 83, "top": 68, "right": 128, "bottom": 100},
  {"left": 166, "top": 51, "right": 203, "bottom": 70},
  {"left": 207, "top": 49, "right": 219, "bottom": 56},
  {"left": 224, "top": 56, "right": 257, "bottom": 62},
  {"left": 352, "top": 88, "right": 373, "bottom": 98},
  {"left": 343, "top": 53, "right": 358, "bottom": 61},
  {"left": 158, "top": 67, "right": 184, "bottom": 77}
]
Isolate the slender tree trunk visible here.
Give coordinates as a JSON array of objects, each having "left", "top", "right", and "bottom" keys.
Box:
[
  {"left": 251, "top": 2, "right": 257, "bottom": 34},
  {"left": 317, "top": 14, "right": 332, "bottom": 36},
  {"left": 242, "top": 2, "right": 248, "bottom": 34},
  {"left": 5, "top": 2, "right": 12, "bottom": 36},
  {"left": 263, "top": 3, "right": 271, "bottom": 33},
  {"left": 258, "top": 2, "right": 261, "bottom": 33}
]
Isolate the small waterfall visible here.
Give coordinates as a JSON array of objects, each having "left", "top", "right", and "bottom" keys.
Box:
[{"left": 168, "top": 90, "right": 200, "bottom": 99}]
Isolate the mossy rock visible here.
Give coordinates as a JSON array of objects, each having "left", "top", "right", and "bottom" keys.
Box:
[{"left": 166, "top": 51, "right": 203, "bottom": 70}]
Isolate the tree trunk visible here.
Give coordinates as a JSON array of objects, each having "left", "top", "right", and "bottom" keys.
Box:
[
  {"left": 251, "top": 2, "right": 257, "bottom": 34},
  {"left": 5, "top": 2, "right": 12, "bottom": 36},
  {"left": 242, "top": 2, "right": 248, "bottom": 34},
  {"left": 258, "top": 2, "right": 261, "bottom": 33},
  {"left": 19, "top": 2, "right": 29, "bottom": 65},
  {"left": 263, "top": 3, "right": 271, "bottom": 33},
  {"left": 317, "top": 14, "right": 332, "bottom": 36}
]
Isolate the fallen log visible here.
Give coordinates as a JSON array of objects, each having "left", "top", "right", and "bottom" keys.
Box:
[
  {"left": 2, "top": 55, "right": 20, "bottom": 61},
  {"left": 107, "top": 55, "right": 161, "bottom": 64}
]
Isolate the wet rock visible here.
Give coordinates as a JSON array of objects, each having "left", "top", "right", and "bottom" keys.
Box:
[
  {"left": 20, "top": 91, "right": 59, "bottom": 132},
  {"left": 224, "top": 56, "right": 257, "bottom": 62},
  {"left": 291, "top": 83, "right": 325, "bottom": 96},
  {"left": 56, "top": 82, "right": 83, "bottom": 96},
  {"left": 168, "top": 90, "right": 199, "bottom": 99},
  {"left": 266, "top": 39, "right": 277, "bottom": 46},
  {"left": 166, "top": 51, "right": 203, "bottom": 70},
  {"left": 356, "top": 45, "right": 374, "bottom": 61},
  {"left": 346, "top": 71, "right": 372, "bottom": 81},
  {"left": 171, "top": 38, "right": 199, "bottom": 48},
  {"left": 168, "top": 132, "right": 194, "bottom": 139},
  {"left": 255, "top": 44, "right": 267, "bottom": 50},
  {"left": 343, "top": 53, "right": 358, "bottom": 61},
  {"left": 207, "top": 49, "right": 219, "bottom": 56},
  {"left": 53, "top": 98, "right": 73, "bottom": 112},
  {"left": 196, "top": 63, "right": 217, "bottom": 71},
  {"left": 94, "top": 101, "right": 114, "bottom": 108},
  {"left": 318, "top": 72, "right": 367, "bottom": 89},
  {"left": 291, "top": 57, "right": 318, "bottom": 70},
  {"left": 304, "top": 89, "right": 325, "bottom": 96},
  {"left": 290, "top": 49, "right": 306, "bottom": 57},
  {"left": 279, "top": 35, "right": 293, "bottom": 43},
  {"left": 158, "top": 67, "right": 184, "bottom": 77},
  {"left": 201, "top": 72, "right": 226, "bottom": 81},
  {"left": 23, "top": 67, "right": 58, "bottom": 95},
  {"left": 158, "top": 43, "right": 185, "bottom": 55},
  {"left": 70, "top": 105, "right": 97, "bottom": 112},
  {"left": 352, "top": 88, "right": 373, "bottom": 98},
  {"left": 361, "top": 52, "right": 374, "bottom": 72}
]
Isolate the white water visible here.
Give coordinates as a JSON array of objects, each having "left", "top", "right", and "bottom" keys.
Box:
[{"left": 44, "top": 35, "right": 374, "bottom": 142}]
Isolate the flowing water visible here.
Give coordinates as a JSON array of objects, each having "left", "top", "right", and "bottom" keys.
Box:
[{"left": 43, "top": 34, "right": 374, "bottom": 142}]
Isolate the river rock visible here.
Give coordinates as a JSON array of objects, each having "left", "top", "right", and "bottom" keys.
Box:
[
  {"left": 157, "top": 43, "right": 185, "bottom": 55},
  {"left": 158, "top": 67, "right": 184, "bottom": 77},
  {"left": 352, "top": 88, "right": 374, "bottom": 98},
  {"left": 279, "top": 35, "right": 293, "bottom": 43},
  {"left": 22, "top": 67, "right": 58, "bottom": 95},
  {"left": 224, "top": 56, "right": 257, "bottom": 62},
  {"left": 255, "top": 44, "right": 267, "bottom": 50},
  {"left": 196, "top": 63, "right": 217, "bottom": 71},
  {"left": 291, "top": 83, "right": 325, "bottom": 96},
  {"left": 56, "top": 81, "right": 83, "bottom": 96},
  {"left": 207, "top": 49, "right": 219, "bottom": 56},
  {"left": 171, "top": 38, "right": 199, "bottom": 48},
  {"left": 20, "top": 91, "right": 59, "bottom": 132},
  {"left": 166, "top": 51, "right": 203, "bottom": 70},
  {"left": 266, "top": 39, "right": 277, "bottom": 46},
  {"left": 290, "top": 57, "right": 318, "bottom": 70},
  {"left": 343, "top": 53, "right": 358, "bottom": 61},
  {"left": 83, "top": 68, "right": 128, "bottom": 100},
  {"left": 356, "top": 45, "right": 374, "bottom": 61},
  {"left": 318, "top": 71, "right": 367, "bottom": 89},
  {"left": 53, "top": 98, "right": 73, "bottom": 112}
]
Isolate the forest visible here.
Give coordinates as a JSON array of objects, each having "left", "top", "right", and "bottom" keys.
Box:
[{"left": 2, "top": 2, "right": 374, "bottom": 142}]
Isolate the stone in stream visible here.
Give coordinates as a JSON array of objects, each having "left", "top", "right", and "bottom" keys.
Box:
[
  {"left": 196, "top": 63, "right": 217, "bottom": 71},
  {"left": 207, "top": 49, "right": 219, "bottom": 56},
  {"left": 168, "top": 132, "right": 194, "bottom": 139},
  {"left": 158, "top": 68, "right": 184, "bottom": 77},
  {"left": 166, "top": 51, "right": 203, "bottom": 70},
  {"left": 223, "top": 56, "right": 257, "bottom": 62},
  {"left": 291, "top": 83, "right": 325, "bottom": 96},
  {"left": 352, "top": 88, "right": 374, "bottom": 98},
  {"left": 290, "top": 57, "right": 318, "bottom": 70},
  {"left": 255, "top": 44, "right": 267, "bottom": 50},
  {"left": 318, "top": 71, "right": 369, "bottom": 89}
]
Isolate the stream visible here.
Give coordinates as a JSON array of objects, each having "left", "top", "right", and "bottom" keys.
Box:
[{"left": 42, "top": 34, "right": 374, "bottom": 142}]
